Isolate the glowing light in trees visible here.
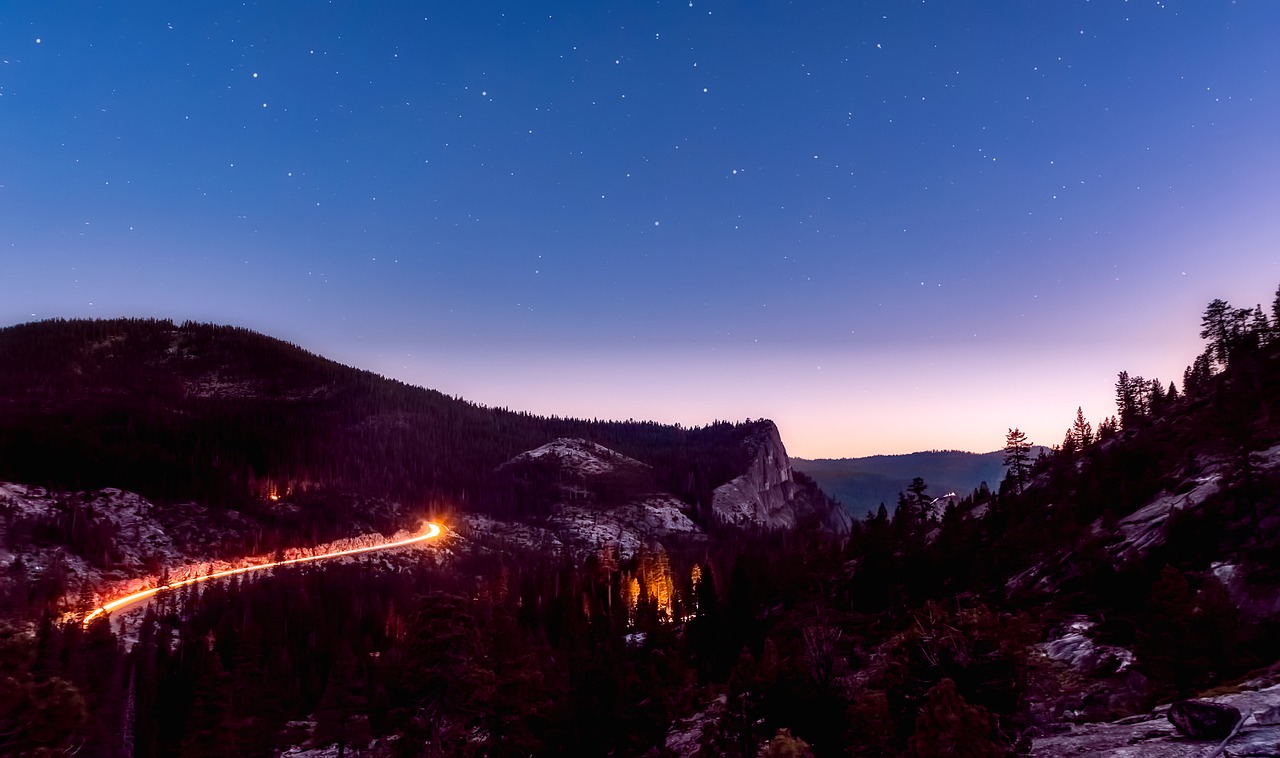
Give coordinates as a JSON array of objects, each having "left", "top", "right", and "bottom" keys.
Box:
[{"left": 83, "top": 523, "right": 443, "bottom": 625}]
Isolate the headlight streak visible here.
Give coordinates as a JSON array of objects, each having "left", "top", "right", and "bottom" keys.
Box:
[{"left": 82, "top": 522, "right": 442, "bottom": 625}]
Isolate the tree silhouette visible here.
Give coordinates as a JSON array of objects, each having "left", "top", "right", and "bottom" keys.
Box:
[
  {"left": 1003, "top": 429, "right": 1031, "bottom": 495},
  {"left": 907, "top": 477, "right": 929, "bottom": 514},
  {"left": 1070, "top": 407, "right": 1093, "bottom": 449}
]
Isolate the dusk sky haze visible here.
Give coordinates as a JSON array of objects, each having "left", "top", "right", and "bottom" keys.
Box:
[{"left": 3, "top": 1, "right": 1278, "bottom": 457}]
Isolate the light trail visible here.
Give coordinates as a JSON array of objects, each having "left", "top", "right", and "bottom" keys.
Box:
[{"left": 83, "top": 522, "right": 442, "bottom": 625}]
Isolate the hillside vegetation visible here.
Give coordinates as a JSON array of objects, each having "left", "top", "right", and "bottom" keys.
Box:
[
  {"left": 2, "top": 288, "right": 1279, "bottom": 756},
  {"left": 0, "top": 318, "right": 760, "bottom": 518}
]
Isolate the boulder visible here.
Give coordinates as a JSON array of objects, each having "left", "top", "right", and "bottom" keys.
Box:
[
  {"left": 1167, "top": 700, "right": 1241, "bottom": 740},
  {"left": 1033, "top": 683, "right": 1280, "bottom": 756}
]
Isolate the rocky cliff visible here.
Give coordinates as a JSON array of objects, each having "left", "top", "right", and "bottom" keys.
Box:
[
  {"left": 711, "top": 421, "right": 852, "bottom": 532},
  {"left": 472, "top": 427, "right": 850, "bottom": 558}
]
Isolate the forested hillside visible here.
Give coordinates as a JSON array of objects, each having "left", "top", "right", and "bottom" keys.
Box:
[
  {"left": 0, "top": 319, "right": 756, "bottom": 515},
  {"left": 3, "top": 289, "right": 1280, "bottom": 756}
]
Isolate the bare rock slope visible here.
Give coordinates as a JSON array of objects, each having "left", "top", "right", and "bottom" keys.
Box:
[
  {"left": 476, "top": 427, "right": 850, "bottom": 558},
  {"left": 488, "top": 438, "right": 702, "bottom": 558},
  {"left": 711, "top": 422, "right": 852, "bottom": 532},
  {"left": 1033, "top": 681, "right": 1280, "bottom": 757}
]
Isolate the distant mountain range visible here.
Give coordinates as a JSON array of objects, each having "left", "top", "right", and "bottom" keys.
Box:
[{"left": 793, "top": 449, "right": 1043, "bottom": 515}]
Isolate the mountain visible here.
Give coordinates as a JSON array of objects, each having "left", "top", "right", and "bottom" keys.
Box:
[
  {"left": 479, "top": 437, "right": 704, "bottom": 559},
  {"left": 0, "top": 318, "right": 843, "bottom": 518},
  {"left": 713, "top": 422, "right": 853, "bottom": 532},
  {"left": 5, "top": 292, "right": 1280, "bottom": 757},
  {"left": 0, "top": 318, "right": 846, "bottom": 598},
  {"left": 794, "top": 450, "right": 1011, "bottom": 515},
  {"left": 473, "top": 430, "right": 848, "bottom": 560}
]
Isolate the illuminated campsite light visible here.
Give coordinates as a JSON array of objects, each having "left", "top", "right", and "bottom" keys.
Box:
[{"left": 83, "top": 522, "right": 443, "bottom": 625}]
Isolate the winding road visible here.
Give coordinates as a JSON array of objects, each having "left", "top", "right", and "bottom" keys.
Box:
[{"left": 83, "top": 522, "right": 443, "bottom": 625}]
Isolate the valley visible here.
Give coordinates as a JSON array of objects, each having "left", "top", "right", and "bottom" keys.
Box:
[{"left": 2, "top": 294, "right": 1280, "bottom": 756}]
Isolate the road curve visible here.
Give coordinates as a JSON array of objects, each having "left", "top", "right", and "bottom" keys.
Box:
[{"left": 83, "top": 522, "right": 443, "bottom": 625}]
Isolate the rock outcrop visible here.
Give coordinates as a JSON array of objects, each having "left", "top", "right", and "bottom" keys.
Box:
[
  {"left": 1038, "top": 617, "right": 1135, "bottom": 678},
  {"left": 1107, "top": 470, "right": 1222, "bottom": 562},
  {"left": 711, "top": 421, "right": 852, "bottom": 532},
  {"left": 492, "top": 438, "right": 703, "bottom": 558},
  {"left": 479, "top": 425, "right": 850, "bottom": 557},
  {"left": 1212, "top": 562, "right": 1280, "bottom": 620},
  {"left": 1032, "top": 682, "right": 1280, "bottom": 757},
  {"left": 502, "top": 437, "right": 643, "bottom": 479}
]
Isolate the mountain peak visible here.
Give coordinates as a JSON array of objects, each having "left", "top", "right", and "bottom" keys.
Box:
[{"left": 502, "top": 438, "right": 649, "bottom": 479}]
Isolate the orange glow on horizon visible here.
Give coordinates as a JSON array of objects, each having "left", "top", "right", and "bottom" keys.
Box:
[{"left": 83, "top": 522, "right": 443, "bottom": 625}]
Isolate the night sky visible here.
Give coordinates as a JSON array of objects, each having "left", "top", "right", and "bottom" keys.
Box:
[{"left": 3, "top": 1, "right": 1278, "bottom": 457}]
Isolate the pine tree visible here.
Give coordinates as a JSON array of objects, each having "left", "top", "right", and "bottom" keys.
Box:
[
  {"left": 1147, "top": 378, "right": 1167, "bottom": 416},
  {"left": 907, "top": 477, "right": 929, "bottom": 508},
  {"left": 1114, "top": 372, "right": 1139, "bottom": 427},
  {"left": 1183, "top": 350, "right": 1214, "bottom": 398},
  {"left": 1070, "top": 407, "right": 1093, "bottom": 449},
  {"left": 1249, "top": 305, "right": 1270, "bottom": 347},
  {"left": 1199, "top": 298, "right": 1255, "bottom": 368},
  {"left": 1200, "top": 298, "right": 1234, "bottom": 367},
  {"left": 1060, "top": 428, "right": 1078, "bottom": 460},
  {"left": 1003, "top": 429, "right": 1031, "bottom": 495},
  {"left": 313, "top": 649, "right": 368, "bottom": 758}
]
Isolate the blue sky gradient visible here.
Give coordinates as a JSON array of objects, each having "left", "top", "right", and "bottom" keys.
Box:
[{"left": 3, "top": 1, "right": 1278, "bottom": 456}]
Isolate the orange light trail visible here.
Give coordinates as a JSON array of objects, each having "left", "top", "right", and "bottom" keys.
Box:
[{"left": 83, "top": 522, "right": 442, "bottom": 625}]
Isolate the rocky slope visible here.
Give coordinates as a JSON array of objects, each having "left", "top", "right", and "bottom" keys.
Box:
[
  {"left": 1032, "top": 679, "right": 1280, "bottom": 757},
  {"left": 487, "top": 438, "right": 703, "bottom": 558},
  {"left": 0, "top": 482, "right": 248, "bottom": 614},
  {"left": 471, "top": 431, "right": 849, "bottom": 559},
  {"left": 1006, "top": 439, "right": 1280, "bottom": 620},
  {"left": 711, "top": 423, "right": 853, "bottom": 532}
]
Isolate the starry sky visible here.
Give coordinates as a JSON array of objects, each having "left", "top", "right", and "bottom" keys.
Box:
[{"left": 3, "top": 1, "right": 1278, "bottom": 458}]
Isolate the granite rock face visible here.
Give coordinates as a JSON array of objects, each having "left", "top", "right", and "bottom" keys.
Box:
[
  {"left": 481, "top": 424, "right": 851, "bottom": 558},
  {"left": 491, "top": 438, "right": 703, "bottom": 558},
  {"left": 711, "top": 421, "right": 851, "bottom": 532},
  {"left": 710, "top": 421, "right": 801, "bottom": 528},
  {"left": 1039, "top": 617, "right": 1135, "bottom": 677}
]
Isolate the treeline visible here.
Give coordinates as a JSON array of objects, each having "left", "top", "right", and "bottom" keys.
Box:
[{"left": 0, "top": 319, "right": 754, "bottom": 515}]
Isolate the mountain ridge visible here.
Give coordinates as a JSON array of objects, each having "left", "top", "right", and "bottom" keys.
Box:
[
  {"left": 0, "top": 318, "right": 751, "bottom": 507},
  {"left": 794, "top": 449, "right": 1015, "bottom": 514},
  {"left": 0, "top": 317, "right": 845, "bottom": 546}
]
